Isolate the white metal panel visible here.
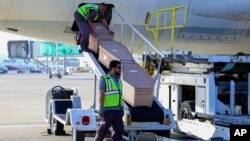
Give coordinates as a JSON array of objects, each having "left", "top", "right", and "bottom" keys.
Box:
[
  {"left": 230, "top": 81, "right": 236, "bottom": 115},
  {"left": 176, "top": 119, "right": 229, "bottom": 140},
  {"left": 162, "top": 73, "right": 208, "bottom": 86},
  {"left": 206, "top": 73, "right": 216, "bottom": 115},
  {"left": 67, "top": 109, "right": 97, "bottom": 131},
  {"left": 162, "top": 73, "right": 216, "bottom": 115},
  {"left": 208, "top": 55, "right": 250, "bottom": 63},
  {"left": 195, "top": 86, "right": 206, "bottom": 113},
  {"left": 171, "top": 84, "right": 181, "bottom": 120},
  {"left": 158, "top": 84, "right": 170, "bottom": 109}
]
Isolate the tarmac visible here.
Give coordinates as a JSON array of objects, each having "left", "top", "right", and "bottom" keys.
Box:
[{"left": 0, "top": 72, "right": 198, "bottom": 141}]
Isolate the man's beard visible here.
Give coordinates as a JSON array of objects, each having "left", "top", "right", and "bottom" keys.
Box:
[{"left": 115, "top": 71, "right": 121, "bottom": 76}]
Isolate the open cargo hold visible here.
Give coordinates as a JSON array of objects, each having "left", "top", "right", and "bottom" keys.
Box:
[
  {"left": 99, "top": 40, "right": 134, "bottom": 68},
  {"left": 88, "top": 23, "right": 114, "bottom": 53},
  {"left": 121, "top": 62, "right": 155, "bottom": 107}
]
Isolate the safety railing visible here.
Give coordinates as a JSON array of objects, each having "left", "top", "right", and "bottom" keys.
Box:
[
  {"left": 113, "top": 9, "right": 165, "bottom": 59},
  {"left": 113, "top": 9, "right": 166, "bottom": 97},
  {"left": 145, "top": 6, "right": 187, "bottom": 48}
]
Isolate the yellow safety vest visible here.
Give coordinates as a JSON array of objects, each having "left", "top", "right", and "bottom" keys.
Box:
[
  {"left": 77, "top": 4, "right": 99, "bottom": 21},
  {"left": 103, "top": 74, "right": 122, "bottom": 108}
]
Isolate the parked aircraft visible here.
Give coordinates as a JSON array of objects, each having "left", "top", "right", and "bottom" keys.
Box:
[
  {"left": 0, "top": 58, "right": 37, "bottom": 73},
  {"left": 0, "top": 63, "right": 8, "bottom": 74}
]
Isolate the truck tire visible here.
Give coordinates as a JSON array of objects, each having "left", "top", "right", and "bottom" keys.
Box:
[
  {"left": 49, "top": 111, "right": 64, "bottom": 135},
  {"left": 72, "top": 128, "right": 85, "bottom": 141},
  {"left": 178, "top": 101, "right": 195, "bottom": 120},
  {"left": 49, "top": 74, "right": 53, "bottom": 79},
  {"left": 58, "top": 74, "right": 62, "bottom": 79}
]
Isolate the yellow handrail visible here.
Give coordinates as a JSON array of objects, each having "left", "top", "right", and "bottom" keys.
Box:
[{"left": 145, "top": 6, "right": 187, "bottom": 48}]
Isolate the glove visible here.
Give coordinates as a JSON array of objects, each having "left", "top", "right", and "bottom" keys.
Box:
[{"left": 99, "top": 107, "right": 105, "bottom": 117}]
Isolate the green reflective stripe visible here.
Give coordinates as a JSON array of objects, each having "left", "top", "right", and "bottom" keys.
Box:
[
  {"left": 107, "top": 78, "right": 112, "bottom": 91},
  {"left": 104, "top": 94, "right": 120, "bottom": 108},
  {"left": 105, "top": 91, "right": 120, "bottom": 95},
  {"left": 108, "top": 74, "right": 122, "bottom": 90},
  {"left": 77, "top": 4, "right": 99, "bottom": 20},
  {"left": 103, "top": 76, "right": 109, "bottom": 92},
  {"left": 103, "top": 74, "right": 122, "bottom": 108}
]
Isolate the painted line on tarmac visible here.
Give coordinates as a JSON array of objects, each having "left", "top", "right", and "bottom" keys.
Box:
[{"left": 0, "top": 124, "right": 47, "bottom": 129}]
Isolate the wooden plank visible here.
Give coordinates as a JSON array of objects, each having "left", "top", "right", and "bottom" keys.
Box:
[
  {"left": 121, "top": 62, "right": 155, "bottom": 107},
  {"left": 99, "top": 40, "right": 134, "bottom": 68},
  {"left": 88, "top": 23, "right": 114, "bottom": 53}
]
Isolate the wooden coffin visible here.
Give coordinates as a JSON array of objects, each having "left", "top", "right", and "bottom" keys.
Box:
[
  {"left": 88, "top": 23, "right": 114, "bottom": 53},
  {"left": 121, "top": 62, "right": 155, "bottom": 107},
  {"left": 98, "top": 40, "right": 134, "bottom": 68}
]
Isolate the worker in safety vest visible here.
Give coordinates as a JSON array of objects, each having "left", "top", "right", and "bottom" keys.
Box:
[
  {"left": 74, "top": 3, "right": 113, "bottom": 53},
  {"left": 95, "top": 60, "right": 124, "bottom": 141}
]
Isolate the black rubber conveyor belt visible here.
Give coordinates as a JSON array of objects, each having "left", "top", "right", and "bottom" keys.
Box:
[{"left": 125, "top": 100, "right": 164, "bottom": 122}]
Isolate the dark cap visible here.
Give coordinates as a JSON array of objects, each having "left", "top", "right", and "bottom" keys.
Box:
[{"left": 100, "top": 3, "right": 107, "bottom": 8}]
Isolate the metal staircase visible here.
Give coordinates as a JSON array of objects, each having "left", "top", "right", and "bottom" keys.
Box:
[{"left": 84, "top": 8, "right": 170, "bottom": 100}]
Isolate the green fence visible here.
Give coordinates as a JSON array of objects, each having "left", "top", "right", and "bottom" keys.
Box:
[{"left": 40, "top": 42, "right": 79, "bottom": 56}]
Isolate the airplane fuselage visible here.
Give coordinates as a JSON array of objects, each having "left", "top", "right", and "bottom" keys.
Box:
[{"left": 0, "top": 0, "right": 250, "bottom": 54}]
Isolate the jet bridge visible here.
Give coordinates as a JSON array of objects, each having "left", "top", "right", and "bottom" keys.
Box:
[{"left": 7, "top": 40, "right": 82, "bottom": 77}]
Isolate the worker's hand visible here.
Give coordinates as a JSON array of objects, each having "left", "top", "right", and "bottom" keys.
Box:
[
  {"left": 91, "top": 31, "right": 97, "bottom": 37},
  {"left": 99, "top": 107, "right": 105, "bottom": 117}
]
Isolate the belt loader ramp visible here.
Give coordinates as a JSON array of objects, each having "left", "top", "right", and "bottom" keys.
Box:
[{"left": 44, "top": 8, "right": 174, "bottom": 141}]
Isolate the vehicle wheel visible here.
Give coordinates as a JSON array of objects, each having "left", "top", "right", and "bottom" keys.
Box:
[
  {"left": 178, "top": 101, "right": 195, "bottom": 120},
  {"left": 58, "top": 74, "right": 62, "bottom": 79},
  {"left": 154, "top": 130, "right": 170, "bottom": 138},
  {"left": 49, "top": 74, "right": 53, "bottom": 79},
  {"left": 72, "top": 128, "right": 85, "bottom": 141},
  {"left": 49, "top": 111, "right": 64, "bottom": 135}
]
